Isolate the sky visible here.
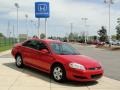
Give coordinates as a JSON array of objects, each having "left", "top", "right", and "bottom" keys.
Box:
[{"left": 0, "top": 0, "right": 120, "bottom": 37}]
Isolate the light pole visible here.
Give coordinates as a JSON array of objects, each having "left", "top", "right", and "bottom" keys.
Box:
[
  {"left": 81, "top": 18, "right": 88, "bottom": 43},
  {"left": 70, "top": 23, "right": 73, "bottom": 34},
  {"left": 14, "top": 3, "right": 20, "bottom": 42},
  {"left": 25, "top": 14, "right": 28, "bottom": 39},
  {"left": 70, "top": 23, "right": 73, "bottom": 41},
  {"left": 12, "top": 24, "right": 15, "bottom": 43},
  {"left": 38, "top": 19, "right": 40, "bottom": 38},
  {"left": 31, "top": 20, "right": 37, "bottom": 36},
  {"left": 104, "top": 0, "right": 113, "bottom": 47},
  {"left": 45, "top": 18, "right": 47, "bottom": 39},
  {"left": 7, "top": 21, "right": 10, "bottom": 45}
]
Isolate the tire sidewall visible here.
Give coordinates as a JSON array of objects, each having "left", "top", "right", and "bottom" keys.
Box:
[
  {"left": 51, "top": 64, "right": 66, "bottom": 82},
  {"left": 16, "top": 55, "right": 23, "bottom": 68}
]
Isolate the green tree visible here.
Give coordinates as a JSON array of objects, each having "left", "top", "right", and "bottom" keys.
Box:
[
  {"left": 116, "top": 25, "right": 120, "bottom": 40},
  {"left": 48, "top": 36, "right": 53, "bottom": 39},
  {"left": 93, "top": 36, "right": 97, "bottom": 41},
  {"left": 40, "top": 33, "right": 46, "bottom": 39},
  {"left": 97, "top": 26, "right": 108, "bottom": 42},
  {"left": 68, "top": 33, "right": 74, "bottom": 41},
  {"left": 68, "top": 33, "right": 79, "bottom": 42},
  {"left": 111, "top": 35, "right": 116, "bottom": 40},
  {"left": 0, "top": 33, "right": 4, "bottom": 37},
  {"left": 73, "top": 33, "right": 79, "bottom": 41}
]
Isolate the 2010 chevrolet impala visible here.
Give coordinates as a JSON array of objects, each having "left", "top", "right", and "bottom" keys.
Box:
[{"left": 11, "top": 38, "right": 103, "bottom": 82}]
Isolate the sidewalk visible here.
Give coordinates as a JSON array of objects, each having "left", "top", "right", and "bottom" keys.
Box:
[
  {"left": 0, "top": 50, "right": 11, "bottom": 56},
  {"left": 0, "top": 57, "right": 120, "bottom": 90}
]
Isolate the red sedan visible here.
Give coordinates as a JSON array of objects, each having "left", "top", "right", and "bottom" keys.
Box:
[{"left": 11, "top": 38, "right": 103, "bottom": 82}]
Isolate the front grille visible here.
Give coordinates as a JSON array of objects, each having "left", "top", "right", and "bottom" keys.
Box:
[
  {"left": 91, "top": 74, "right": 102, "bottom": 79},
  {"left": 74, "top": 75, "right": 87, "bottom": 79},
  {"left": 88, "top": 67, "right": 101, "bottom": 70}
]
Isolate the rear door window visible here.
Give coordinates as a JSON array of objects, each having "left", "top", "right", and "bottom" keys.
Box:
[{"left": 23, "top": 40, "right": 48, "bottom": 51}]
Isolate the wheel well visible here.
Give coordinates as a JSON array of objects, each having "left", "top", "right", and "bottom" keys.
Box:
[
  {"left": 15, "top": 52, "right": 21, "bottom": 59},
  {"left": 50, "top": 62, "right": 65, "bottom": 73}
]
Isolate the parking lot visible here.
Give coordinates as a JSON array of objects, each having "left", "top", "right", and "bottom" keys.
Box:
[{"left": 0, "top": 44, "right": 120, "bottom": 90}]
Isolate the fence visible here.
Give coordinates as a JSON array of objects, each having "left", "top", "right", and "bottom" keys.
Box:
[{"left": 0, "top": 37, "right": 17, "bottom": 47}]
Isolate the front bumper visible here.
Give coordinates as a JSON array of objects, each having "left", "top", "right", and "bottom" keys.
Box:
[{"left": 66, "top": 68, "right": 103, "bottom": 82}]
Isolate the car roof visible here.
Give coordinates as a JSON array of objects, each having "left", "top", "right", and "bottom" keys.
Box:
[{"left": 31, "top": 38, "right": 62, "bottom": 43}]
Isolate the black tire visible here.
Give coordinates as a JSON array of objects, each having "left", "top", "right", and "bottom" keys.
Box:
[
  {"left": 51, "top": 64, "right": 66, "bottom": 82},
  {"left": 15, "top": 55, "right": 24, "bottom": 68}
]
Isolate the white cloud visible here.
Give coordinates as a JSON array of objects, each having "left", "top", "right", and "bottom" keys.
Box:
[
  {"left": 115, "top": 0, "right": 120, "bottom": 3},
  {"left": 0, "top": 0, "right": 120, "bottom": 36}
]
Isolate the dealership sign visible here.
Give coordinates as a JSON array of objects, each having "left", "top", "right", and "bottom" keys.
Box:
[{"left": 35, "top": 2, "right": 50, "bottom": 18}]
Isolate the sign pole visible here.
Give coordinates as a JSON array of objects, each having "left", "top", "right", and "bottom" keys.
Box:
[
  {"left": 38, "top": 18, "right": 40, "bottom": 38},
  {"left": 45, "top": 18, "right": 47, "bottom": 39},
  {"left": 35, "top": 2, "right": 50, "bottom": 39}
]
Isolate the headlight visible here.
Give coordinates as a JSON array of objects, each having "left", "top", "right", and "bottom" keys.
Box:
[
  {"left": 98, "top": 61, "right": 102, "bottom": 67},
  {"left": 69, "top": 63, "right": 86, "bottom": 70}
]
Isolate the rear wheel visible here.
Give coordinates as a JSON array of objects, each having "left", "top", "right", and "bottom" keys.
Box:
[
  {"left": 51, "top": 64, "right": 66, "bottom": 82},
  {"left": 16, "top": 55, "right": 23, "bottom": 68}
]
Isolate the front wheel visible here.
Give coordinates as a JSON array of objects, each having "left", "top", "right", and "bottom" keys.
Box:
[
  {"left": 51, "top": 64, "right": 66, "bottom": 82},
  {"left": 15, "top": 55, "right": 23, "bottom": 68}
]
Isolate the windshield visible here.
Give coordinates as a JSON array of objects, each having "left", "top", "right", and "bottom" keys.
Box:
[{"left": 50, "top": 43, "right": 80, "bottom": 55}]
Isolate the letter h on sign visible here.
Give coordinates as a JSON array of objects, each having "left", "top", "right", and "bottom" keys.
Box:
[{"left": 38, "top": 4, "right": 47, "bottom": 12}]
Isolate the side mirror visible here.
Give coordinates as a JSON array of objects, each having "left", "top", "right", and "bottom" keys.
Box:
[{"left": 40, "top": 49, "right": 49, "bottom": 54}]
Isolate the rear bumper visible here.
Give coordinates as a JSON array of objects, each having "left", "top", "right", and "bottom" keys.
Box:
[{"left": 66, "top": 68, "right": 103, "bottom": 82}]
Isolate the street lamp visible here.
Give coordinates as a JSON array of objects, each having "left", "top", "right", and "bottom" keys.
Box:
[
  {"left": 14, "top": 3, "right": 20, "bottom": 42},
  {"left": 81, "top": 18, "right": 88, "bottom": 43},
  {"left": 12, "top": 24, "right": 15, "bottom": 43},
  {"left": 70, "top": 23, "right": 73, "bottom": 41},
  {"left": 31, "top": 20, "right": 37, "bottom": 36},
  {"left": 7, "top": 21, "right": 10, "bottom": 45},
  {"left": 70, "top": 23, "right": 73, "bottom": 34},
  {"left": 25, "top": 14, "right": 28, "bottom": 39},
  {"left": 104, "top": 0, "right": 114, "bottom": 47}
]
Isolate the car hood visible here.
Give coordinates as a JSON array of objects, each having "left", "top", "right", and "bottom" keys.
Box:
[{"left": 58, "top": 55, "right": 100, "bottom": 68}]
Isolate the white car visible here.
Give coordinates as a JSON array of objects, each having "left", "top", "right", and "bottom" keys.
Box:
[
  {"left": 118, "top": 41, "right": 120, "bottom": 45},
  {"left": 110, "top": 40, "right": 120, "bottom": 45}
]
